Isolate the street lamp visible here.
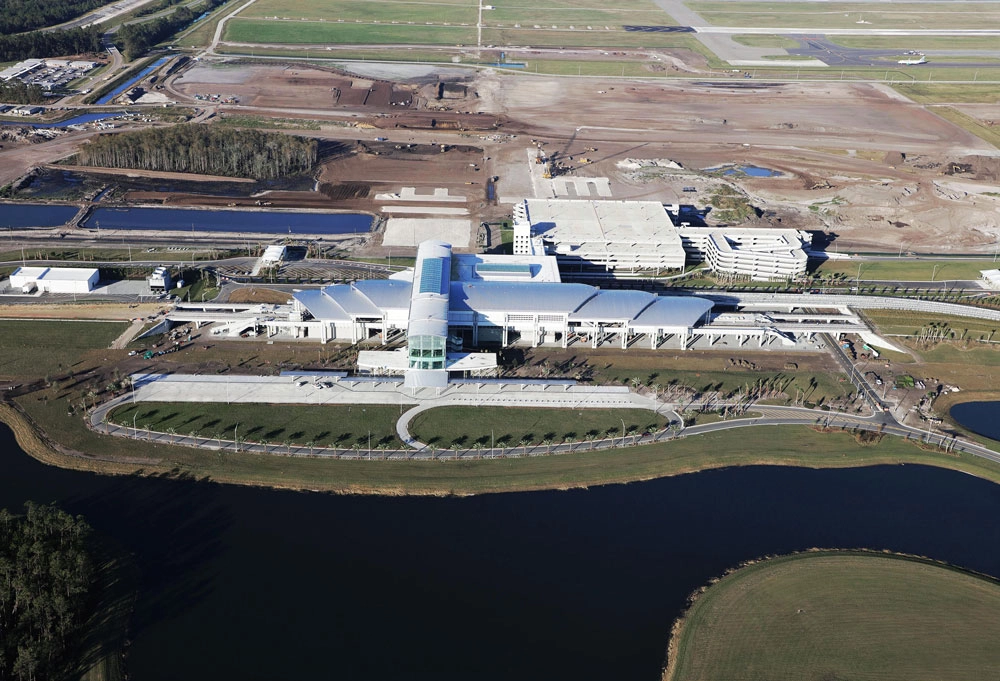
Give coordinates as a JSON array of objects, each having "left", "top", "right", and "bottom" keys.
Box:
[
  {"left": 132, "top": 411, "right": 137, "bottom": 439},
  {"left": 620, "top": 418, "right": 626, "bottom": 447}
]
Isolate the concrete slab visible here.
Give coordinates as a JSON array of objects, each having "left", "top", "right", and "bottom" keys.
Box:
[{"left": 382, "top": 218, "right": 471, "bottom": 247}]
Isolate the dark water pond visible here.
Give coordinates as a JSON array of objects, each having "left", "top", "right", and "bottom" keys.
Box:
[
  {"left": 951, "top": 401, "right": 1000, "bottom": 442},
  {"left": 2, "top": 426, "right": 1000, "bottom": 680},
  {"left": 0, "top": 202, "right": 78, "bottom": 228},
  {"left": 83, "top": 206, "right": 373, "bottom": 235}
]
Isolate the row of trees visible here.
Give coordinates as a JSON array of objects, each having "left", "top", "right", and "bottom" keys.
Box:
[
  {"left": 78, "top": 125, "right": 318, "bottom": 179},
  {"left": 0, "top": 0, "right": 107, "bottom": 34},
  {"left": 0, "top": 502, "right": 95, "bottom": 681},
  {"left": 0, "top": 26, "right": 102, "bottom": 63},
  {"left": 117, "top": 0, "right": 227, "bottom": 60},
  {"left": 0, "top": 79, "right": 46, "bottom": 105}
]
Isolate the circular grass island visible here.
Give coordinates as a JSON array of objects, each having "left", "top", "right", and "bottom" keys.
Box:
[{"left": 665, "top": 551, "right": 1000, "bottom": 681}]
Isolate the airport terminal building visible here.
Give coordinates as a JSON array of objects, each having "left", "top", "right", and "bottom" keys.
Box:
[{"left": 291, "top": 241, "right": 714, "bottom": 387}]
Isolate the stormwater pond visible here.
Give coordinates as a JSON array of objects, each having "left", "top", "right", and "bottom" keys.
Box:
[
  {"left": 0, "top": 202, "right": 79, "bottom": 228},
  {"left": 951, "top": 401, "right": 1000, "bottom": 442},
  {"left": 83, "top": 206, "right": 373, "bottom": 235},
  {"left": 2, "top": 426, "right": 1000, "bottom": 681}
]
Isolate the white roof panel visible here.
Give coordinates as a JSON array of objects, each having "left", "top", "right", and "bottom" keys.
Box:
[{"left": 450, "top": 282, "right": 597, "bottom": 314}]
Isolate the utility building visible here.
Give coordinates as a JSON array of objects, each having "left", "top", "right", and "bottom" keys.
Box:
[{"left": 9, "top": 267, "right": 98, "bottom": 293}]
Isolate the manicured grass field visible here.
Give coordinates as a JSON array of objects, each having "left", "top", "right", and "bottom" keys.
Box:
[
  {"left": 241, "top": 0, "right": 477, "bottom": 23},
  {"left": 832, "top": 35, "right": 1000, "bottom": 51},
  {"left": 0, "top": 320, "right": 127, "bottom": 380},
  {"left": 109, "top": 402, "right": 404, "bottom": 449},
  {"left": 488, "top": 0, "right": 671, "bottom": 26},
  {"left": 813, "top": 258, "right": 998, "bottom": 282},
  {"left": 667, "top": 551, "right": 1000, "bottom": 681},
  {"left": 225, "top": 19, "right": 476, "bottom": 45},
  {"left": 409, "top": 406, "right": 667, "bottom": 448},
  {"left": 731, "top": 34, "right": 800, "bottom": 48},
  {"left": 688, "top": 1, "right": 1000, "bottom": 30}
]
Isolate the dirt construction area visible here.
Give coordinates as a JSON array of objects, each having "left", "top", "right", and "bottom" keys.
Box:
[{"left": 171, "top": 62, "right": 417, "bottom": 111}]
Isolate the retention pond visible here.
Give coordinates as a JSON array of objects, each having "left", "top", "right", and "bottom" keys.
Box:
[
  {"left": 83, "top": 206, "right": 374, "bottom": 235},
  {"left": 2, "top": 426, "right": 1000, "bottom": 680}
]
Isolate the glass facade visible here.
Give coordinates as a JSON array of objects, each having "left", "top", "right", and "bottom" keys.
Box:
[{"left": 407, "top": 335, "right": 446, "bottom": 370}]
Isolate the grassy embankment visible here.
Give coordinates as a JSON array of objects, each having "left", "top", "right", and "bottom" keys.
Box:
[
  {"left": 813, "top": 258, "right": 1000, "bottom": 282},
  {"left": 665, "top": 551, "right": 1000, "bottom": 681},
  {"left": 410, "top": 406, "right": 667, "bottom": 449},
  {"left": 109, "top": 402, "right": 405, "bottom": 449},
  {"left": 929, "top": 106, "right": 1000, "bottom": 149}
]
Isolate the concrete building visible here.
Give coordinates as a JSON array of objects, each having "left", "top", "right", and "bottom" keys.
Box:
[
  {"left": 513, "top": 198, "right": 687, "bottom": 271},
  {"left": 514, "top": 198, "right": 812, "bottom": 281},
  {"left": 10, "top": 266, "right": 98, "bottom": 293},
  {"left": 291, "top": 241, "right": 715, "bottom": 387},
  {"left": 679, "top": 227, "right": 811, "bottom": 281},
  {"left": 147, "top": 266, "right": 173, "bottom": 292}
]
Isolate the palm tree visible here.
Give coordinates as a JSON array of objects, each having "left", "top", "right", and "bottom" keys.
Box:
[
  {"left": 305, "top": 440, "right": 315, "bottom": 456},
  {"left": 542, "top": 438, "right": 553, "bottom": 455},
  {"left": 166, "top": 427, "right": 177, "bottom": 445},
  {"left": 213, "top": 431, "right": 223, "bottom": 449}
]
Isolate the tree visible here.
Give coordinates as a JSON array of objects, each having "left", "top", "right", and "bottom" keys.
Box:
[{"left": 0, "top": 503, "right": 95, "bottom": 681}]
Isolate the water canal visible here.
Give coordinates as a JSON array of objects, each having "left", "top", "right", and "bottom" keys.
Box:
[{"left": 3, "top": 426, "right": 1000, "bottom": 680}]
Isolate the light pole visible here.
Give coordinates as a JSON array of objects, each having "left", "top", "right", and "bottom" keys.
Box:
[
  {"left": 931, "top": 264, "right": 939, "bottom": 282},
  {"left": 132, "top": 411, "right": 137, "bottom": 438},
  {"left": 620, "top": 418, "right": 626, "bottom": 447},
  {"left": 234, "top": 423, "right": 239, "bottom": 452},
  {"left": 491, "top": 428, "right": 494, "bottom": 458},
  {"left": 368, "top": 430, "right": 371, "bottom": 459}
]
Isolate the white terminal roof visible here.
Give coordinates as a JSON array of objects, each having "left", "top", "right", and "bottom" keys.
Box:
[{"left": 452, "top": 252, "right": 561, "bottom": 283}]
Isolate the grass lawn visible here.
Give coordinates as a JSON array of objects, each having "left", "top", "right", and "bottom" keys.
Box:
[
  {"left": 731, "top": 34, "right": 800, "bottom": 49},
  {"left": 578, "top": 356, "right": 852, "bottom": 408},
  {"left": 813, "top": 258, "right": 998, "bottom": 281},
  {"left": 409, "top": 406, "right": 667, "bottom": 448},
  {"left": 863, "top": 310, "right": 1000, "bottom": 341},
  {"left": 688, "top": 1, "right": 1000, "bottom": 30},
  {"left": 108, "top": 401, "right": 404, "bottom": 449},
  {"left": 242, "top": 0, "right": 477, "bottom": 22},
  {"left": 0, "top": 320, "right": 127, "bottom": 381},
  {"left": 480, "top": 27, "right": 704, "bottom": 50},
  {"left": 225, "top": 18, "right": 477, "bottom": 44},
  {"left": 891, "top": 82, "right": 1000, "bottom": 104},
  {"left": 831, "top": 35, "right": 1000, "bottom": 51},
  {"left": 666, "top": 551, "right": 1000, "bottom": 681}
]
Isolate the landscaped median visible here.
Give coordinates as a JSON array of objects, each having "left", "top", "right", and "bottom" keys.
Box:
[{"left": 663, "top": 550, "right": 1000, "bottom": 681}]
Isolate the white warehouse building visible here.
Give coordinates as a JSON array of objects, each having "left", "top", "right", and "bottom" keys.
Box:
[
  {"left": 9, "top": 266, "right": 98, "bottom": 293},
  {"left": 514, "top": 198, "right": 812, "bottom": 281}
]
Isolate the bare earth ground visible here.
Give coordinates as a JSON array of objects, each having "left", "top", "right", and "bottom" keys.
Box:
[{"left": 4, "top": 54, "right": 1000, "bottom": 254}]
